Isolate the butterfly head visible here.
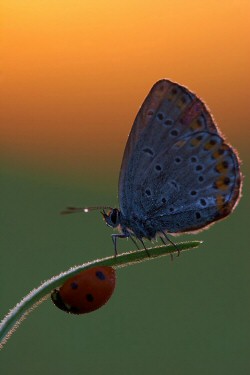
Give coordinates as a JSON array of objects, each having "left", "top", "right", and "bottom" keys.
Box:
[{"left": 101, "top": 208, "right": 120, "bottom": 228}]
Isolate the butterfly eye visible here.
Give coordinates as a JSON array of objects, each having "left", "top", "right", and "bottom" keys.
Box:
[{"left": 110, "top": 210, "right": 118, "bottom": 224}]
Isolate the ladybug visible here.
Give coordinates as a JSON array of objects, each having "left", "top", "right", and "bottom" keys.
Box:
[{"left": 51, "top": 266, "right": 116, "bottom": 314}]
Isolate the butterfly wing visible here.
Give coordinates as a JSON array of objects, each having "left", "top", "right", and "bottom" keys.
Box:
[{"left": 118, "top": 79, "right": 242, "bottom": 234}]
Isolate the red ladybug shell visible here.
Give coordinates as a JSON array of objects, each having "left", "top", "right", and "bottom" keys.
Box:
[{"left": 51, "top": 266, "right": 116, "bottom": 314}]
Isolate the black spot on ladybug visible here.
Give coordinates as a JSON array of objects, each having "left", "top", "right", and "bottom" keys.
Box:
[
  {"left": 71, "top": 282, "right": 78, "bottom": 290},
  {"left": 96, "top": 271, "right": 106, "bottom": 280},
  {"left": 86, "top": 293, "right": 94, "bottom": 302}
]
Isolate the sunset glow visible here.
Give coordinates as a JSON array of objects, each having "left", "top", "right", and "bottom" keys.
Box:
[{"left": 1, "top": 0, "right": 249, "bottom": 174}]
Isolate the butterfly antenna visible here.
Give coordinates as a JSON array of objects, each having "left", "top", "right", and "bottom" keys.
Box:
[{"left": 61, "top": 206, "right": 113, "bottom": 215}]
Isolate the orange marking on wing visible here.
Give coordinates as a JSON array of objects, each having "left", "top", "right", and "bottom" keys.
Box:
[
  {"left": 174, "top": 139, "right": 186, "bottom": 148},
  {"left": 190, "top": 119, "right": 203, "bottom": 131},
  {"left": 214, "top": 176, "right": 231, "bottom": 191},
  {"left": 203, "top": 141, "right": 215, "bottom": 151},
  {"left": 213, "top": 150, "right": 222, "bottom": 159},
  {"left": 215, "top": 161, "right": 229, "bottom": 173},
  {"left": 216, "top": 195, "right": 225, "bottom": 207},
  {"left": 190, "top": 137, "right": 201, "bottom": 147}
]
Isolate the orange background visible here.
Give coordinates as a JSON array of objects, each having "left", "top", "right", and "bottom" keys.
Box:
[
  {"left": 1, "top": 2, "right": 250, "bottom": 373},
  {"left": 1, "top": 0, "right": 249, "bottom": 178}
]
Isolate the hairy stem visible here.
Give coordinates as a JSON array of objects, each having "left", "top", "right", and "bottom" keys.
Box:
[{"left": 0, "top": 241, "right": 202, "bottom": 349}]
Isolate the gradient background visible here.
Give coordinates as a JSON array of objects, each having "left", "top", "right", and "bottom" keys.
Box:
[{"left": 1, "top": 1, "right": 250, "bottom": 373}]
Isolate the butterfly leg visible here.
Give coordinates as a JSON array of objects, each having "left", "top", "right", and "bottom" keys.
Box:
[
  {"left": 160, "top": 237, "right": 174, "bottom": 261},
  {"left": 138, "top": 238, "right": 151, "bottom": 257},
  {"left": 111, "top": 234, "right": 150, "bottom": 257},
  {"left": 111, "top": 233, "right": 129, "bottom": 256},
  {"left": 160, "top": 231, "right": 180, "bottom": 257},
  {"left": 129, "top": 236, "right": 140, "bottom": 250}
]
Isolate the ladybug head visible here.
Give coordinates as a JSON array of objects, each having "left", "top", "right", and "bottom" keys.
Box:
[{"left": 102, "top": 208, "right": 120, "bottom": 228}]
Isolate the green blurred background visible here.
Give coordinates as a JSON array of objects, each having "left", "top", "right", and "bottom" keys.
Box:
[{"left": 1, "top": 1, "right": 250, "bottom": 374}]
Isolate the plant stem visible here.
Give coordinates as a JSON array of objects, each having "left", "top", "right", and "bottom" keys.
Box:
[{"left": 0, "top": 241, "right": 202, "bottom": 349}]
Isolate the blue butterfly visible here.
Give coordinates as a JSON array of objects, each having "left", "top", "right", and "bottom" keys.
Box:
[{"left": 63, "top": 79, "right": 242, "bottom": 255}]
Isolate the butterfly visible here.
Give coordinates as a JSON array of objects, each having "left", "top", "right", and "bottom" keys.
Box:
[{"left": 62, "top": 79, "right": 242, "bottom": 255}]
